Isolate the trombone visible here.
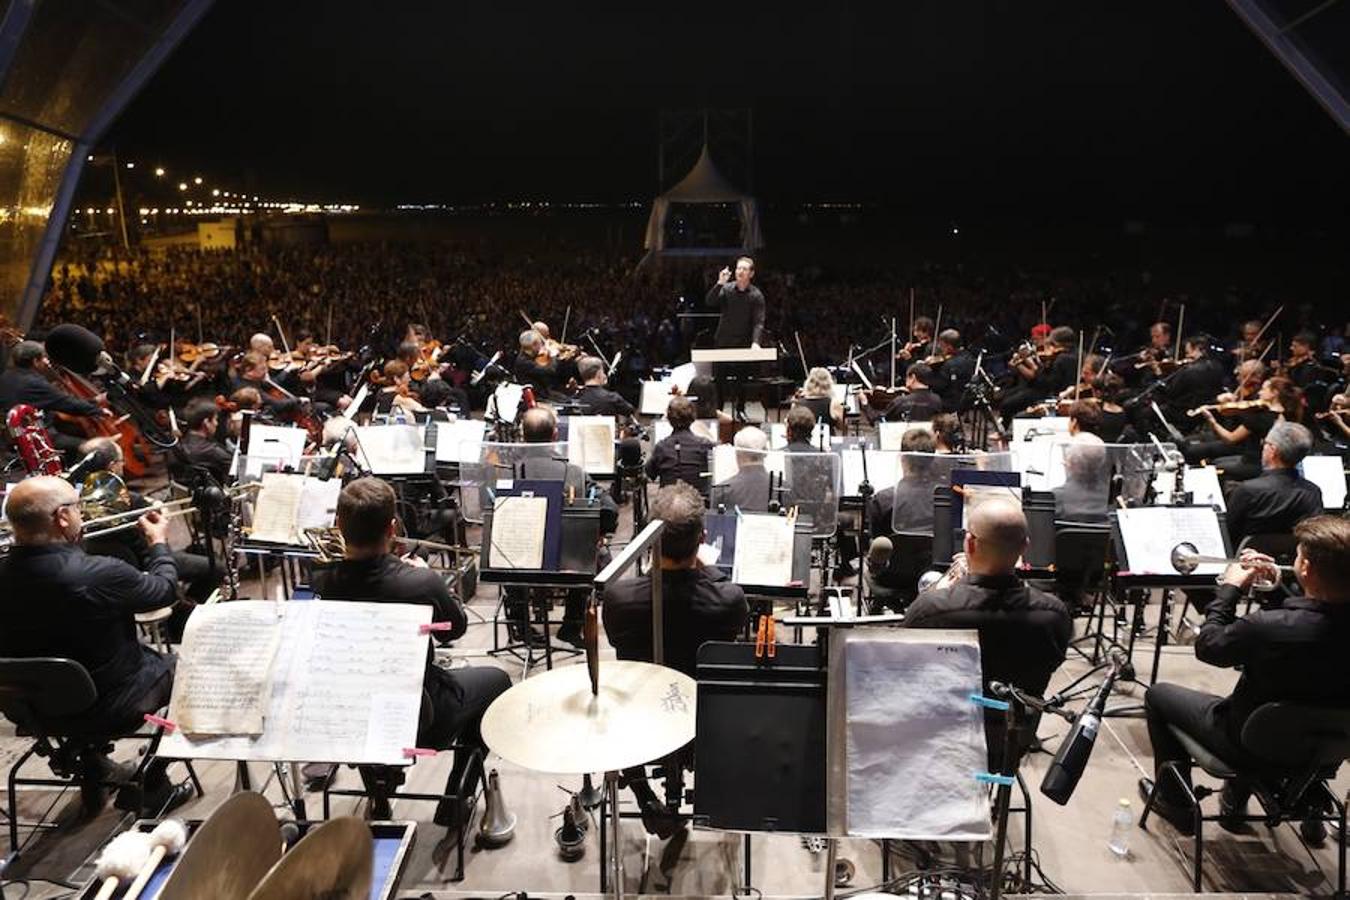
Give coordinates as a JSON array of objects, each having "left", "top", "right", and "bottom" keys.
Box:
[{"left": 79, "top": 475, "right": 258, "bottom": 538}]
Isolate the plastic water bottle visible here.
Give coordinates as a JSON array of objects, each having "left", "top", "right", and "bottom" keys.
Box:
[{"left": 1108, "top": 797, "right": 1133, "bottom": 857}]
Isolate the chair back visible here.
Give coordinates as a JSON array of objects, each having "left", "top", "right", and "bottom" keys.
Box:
[
  {"left": 1241, "top": 702, "right": 1350, "bottom": 770},
  {"left": 1054, "top": 526, "right": 1110, "bottom": 594},
  {"left": 0, "top": 658, "right": 99, "bottom": 730}
]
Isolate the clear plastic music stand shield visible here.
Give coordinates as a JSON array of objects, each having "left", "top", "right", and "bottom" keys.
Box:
[
  {"left": 781, "top": 451, "right": 842, "bottom": 538},
  {"left": 459, "top": 441, "right": 570, "bottom": 524}
]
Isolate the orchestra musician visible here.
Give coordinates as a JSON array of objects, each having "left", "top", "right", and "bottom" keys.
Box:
[
  {"left": 1229, "top": 318, "right": 1268, "bottom": 363},
  {"left": 177, "top": 396, "right": 233, "bottom": 485},
  {"left": 310, "top": 477, "right": 511, "bottom": 828},
  {"left": 791, "top": 367, "right": 845, "bottom": 431},
  {"left": 233, "top": 351, "right": 299, "bottom": 419},
  {"left": 931, "top": 328, "right": 975, "bottom": 411},
  {"left": 894, "top": 316, "right": 936, "bottom": 367},
  {"left": 904, "top": 497, "right": 1072, "bottom": 767},
  {"left": 1131, "top": 321, "right": 1175, "bottom": 380},
  {"left": 0, "top": 340, "right": 110, "bottom": 461},
  {"left": 1140, "top": 516, "right": 1350, "bottom": 841},
  {"left": 513, "top": 329, "right": 560, "bottom": 393},
  {"left": 1159, "top": 334, "right": 1226, "bottom": 425},
  {"left": 1283, "top": 330, "right": 1324, "bottom": 394},
  {"left": 0, "top": 476, "right": 194, "bottom": 815},
  {"left": 1053, "top": 433, "right": 1110, "bottom": 524},
  {"left": 1222, "top": 421, "right": 1324, "bottom": 547},
  {"left": 646, "top": 396, "right": 714, "bottom": 493},
  {"left": 999, "top": 326, "right": 1079, "bottom": 424},
  {"left": 878, "top": 362, "right": 943, "bottom": 422},
  {"left": 709, "top": 426, "right": 771, "bottom": 513},
  {"left": 602, "top": 482, "right": 748, "bottom": 837},
  {"left": 1182, "top": 376, "right": 1304, "bottom": 480},
  {"left": 573, "top": 355, "right": 634, "bottom": 417}
]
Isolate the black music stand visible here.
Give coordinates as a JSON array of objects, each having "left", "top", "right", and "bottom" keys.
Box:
[{"left": 693, "top": 642, "right": 827, "bottom": 894}]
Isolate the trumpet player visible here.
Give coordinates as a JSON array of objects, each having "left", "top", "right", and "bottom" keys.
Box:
[
  {"left": 1140, "top": 517, "right": 1350, "bottom": 842},
  {"left": 0, "top": 475, "right": 194, "bottom": 816}
]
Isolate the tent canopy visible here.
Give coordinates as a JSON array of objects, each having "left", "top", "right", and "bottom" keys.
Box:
[{"left": 642, "top": 144, "right": 762, "bottom": 256}]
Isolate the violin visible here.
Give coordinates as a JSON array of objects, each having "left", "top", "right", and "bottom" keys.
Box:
[
  {"left": 177, "top": 341, "right": 229, "bottom": 365},
  {"left": 1186, "top": 399, "right": 1272, "bottom": 417}
]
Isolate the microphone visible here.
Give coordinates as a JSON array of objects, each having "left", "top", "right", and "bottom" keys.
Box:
[
  {"left": 471, "top": 351, "right": 502, "bottom": 386},
  {"left": 1040, "top": 650, "right": 1128, "bottom": 806}
]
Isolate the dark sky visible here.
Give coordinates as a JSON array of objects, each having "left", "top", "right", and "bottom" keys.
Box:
[{"left": 108, "top": 1, "right": 1348, "bottom": 221}]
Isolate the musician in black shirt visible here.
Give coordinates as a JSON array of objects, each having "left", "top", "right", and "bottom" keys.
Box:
[
  {"left": 512, "top": 330, "right": 560, "bottom": 393},
  {"left": 177, "top": 397, "right": 233, "bottom": 486},
  {"left": 1140, "top": 516, "right": 1350, "bottom": 838},
  {"left": 0, "top": 476, "right": 190, "bottom": 814},
  {"left": 880, "top": 363, "right": 943, "bottom": 422},
  {"left": 310, "top": 478, "right": 510, "bottom": 828},
  {"left": 905, "top": 498, "right": 1072, "bottom": 768},
  {"left": 574, "top": 355, "right": 634, "bottom": 417},
  {"left": 933, "top": 329, "right": 976, "bottom": 411},
  {"left": 646, "top": 396, "right": 713, "bottom": 493},
  {"left": 0, "top": 340, "right": 106, "bottom": 461},
  {"left": 1224, "top": 421, "right": 1324, "bottom": 546},
  {"left": 706, "top": 257, "right": 765, "bottom": 348}
]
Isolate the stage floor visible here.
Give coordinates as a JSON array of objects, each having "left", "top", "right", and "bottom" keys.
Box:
[{"left": 2, "top": 505, "right": 1345, "bottom": 898}]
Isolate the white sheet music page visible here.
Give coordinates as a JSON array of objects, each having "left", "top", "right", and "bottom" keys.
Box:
[
  {"left": 841, "top": 449, "right": 900, "bottom": 496},
  {"left": 249, "top": 472, "right": 304, "bottom": 544},
  {"left": 489, "top": 494, "right": 548, "bottom": 569},
  {"left": 1300, "top": 456, "right": 1344, "bottom": 509},
  {"left": 355, "top": 424, "right": 426, "bottom": 474},
  {"left": 567, "top": 415, "right": 615, "bottom": 475},
  {"left": 732, "top": 512, "right": 794, "bottom": 586},
  {"left": 296, "top": 477, "right": 341, "bottom": 533},
  {"left": 640, "top": 381, "right": 676, "bottom": 416},
  {"left": 1152, "top": 465, "right": 1226, "bottom": 512},
  {"left": 434, "top": 419, "right": 487, "bottom": 464},
  {"left": 232, "top": 424, "right": 307, "bottom": 478},
  {"left": 878, "top": 421, "right": 933, "bottom": 452},
  {"left": 158, "top": 601, "right": 430, "bottom": 765},
  {"left": 167, "top": 602, "right": 283, "bottom": 736},
  {"left": 1117, "top": 505, "right": 1227, "bottom": 575}
]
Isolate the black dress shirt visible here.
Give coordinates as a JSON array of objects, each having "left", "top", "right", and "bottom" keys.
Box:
[
  {"left": 512, "top": 353, "right": 560, "bottom": 392},
  {"left": 0, "top": 543, "right": 177, "bottom": 727},
  {"left": 707, "top": 283, "right": 766, "bottom": 347},
  {"left": 0, "top": 367, "right": 101, "bottom": 418},
  {"left": 883, "top": 388, "right": 943, "bottom": 422},
  {"left": 1224, "top": 467, "right": 1324, "bottom": 545},
  {"left": 310, "top": 554, "right": 467, "bottom": 642},
  {"left": 1166, "top": 356, "right": 1226, "bottom": 416},
  {"left": 646, "top": 428, "right": 713, "bottom": 491},
  {"left": 1196, "top": 584, "right": 1350, "bottom": 742},
  {"left": 602, "top": 565, "right": 748, "bottom": 677},
  {"left": 575, "top": 384, "right": 634, "bottom": 417},
  {"left": 936, "top": 351, "right": 976, "bottom": 410},
  {"left": 905, "top": 573, "right": 1072, "bottom": 699},
  {"left": 179, "top": 432, "right": 233, "bottom": 485}
]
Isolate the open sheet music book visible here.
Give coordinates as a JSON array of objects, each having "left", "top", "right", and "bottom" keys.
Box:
[
  {"left": 159, "top": 600, "right": 430, "bottom": 764},
  {"left": 566, "top": 415, "right": 616, "bottom": 475},
  {"left": 248, "top": 472, "right": 341, "bottom": 546},
  {"left": 487, "top": 494, "right": 548, "bottom": 569},
  {"left": 732, "top": 512, "right": 794, "bottom": 587},
  {"left": 1116, "top": 505, "right": 1227, "bottom": 576},
  {"left": 167, "top": 603, "right": 283, "bottom": 736}
]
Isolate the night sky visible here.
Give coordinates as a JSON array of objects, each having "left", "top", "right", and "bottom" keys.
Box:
[{"left": 108, "top": 1, "right": 1348, "bottom": 222}]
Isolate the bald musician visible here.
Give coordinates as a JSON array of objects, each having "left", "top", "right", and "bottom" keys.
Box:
[
  {"left": 0, "top": 477, "right": 191, "bottom": 814},
  {"left": 905, "top": 498, "right": 1072, "bottom": 767}
]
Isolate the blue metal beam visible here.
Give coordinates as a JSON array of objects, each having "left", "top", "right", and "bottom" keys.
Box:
[
  {"left": 0, "top": 0, "right": 37, "bottom": 93},
  {"left": 15, "top": 0, "right": 216, "bottom": 329},
  {"left": 1224, "top": 0, "right": 1350, "bottom": 134}
]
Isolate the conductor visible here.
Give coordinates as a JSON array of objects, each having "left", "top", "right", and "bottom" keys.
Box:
[{"left": 706, "top": 257, "right": 765, "bottom": 348}]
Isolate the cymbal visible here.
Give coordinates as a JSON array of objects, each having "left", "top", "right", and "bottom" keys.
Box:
[
  {"left": 482, "top": 660, "right": 696, "bottom": 774},
  {"left": 158, "top": 791, "right": 281, "bottom": 900},
  {"left": 245, "top": 817, "right": 373, "bottom": 900}
]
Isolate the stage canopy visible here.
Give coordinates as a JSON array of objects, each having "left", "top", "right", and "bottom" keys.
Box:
[{"left": 641, "top": 143, "right": 762, "bottom": 261}]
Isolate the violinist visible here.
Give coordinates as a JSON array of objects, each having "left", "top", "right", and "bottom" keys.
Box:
[
  {"left": 791, "top": 366, "right": 844, "bottom": 431},
  {"left": 894, "top": 316, "right": 936, "bottom": 367},
  {"left": 1229, "top": 319, "right": 1267, "bottom": 364},
  {"left": 0, "top": 340, "right": 109, "bottom": 461},
  {"left": 999, "top": 326, "right": 1078, "bottom": 423},
  {"left": 1182, "top": 376, "right": 1305, "bottom": 480},
  {"left": 879, "top": 363, "right": 943, "bottom": 422},
  {"left": 177, "top": 397, "right": 233, "bottom": 486},
  {"left": 1284, "top": 331, "right": 1321, "bottom": 391},
  {"left": 288, "top": 330, "right": 354, "bottom": 412},
  {"left": 124, "top": 344, "right": 175, "bottom": 411},
  {"left": 373, "top": 360, "right": 426, "bottom": 417},
  {"left": 573, "top": 355, "right": 634, "bottom": 418},
  {"left": 233, "top": 351, "right": 299, "bottom": 420},
  {"left": 1220, "top": 359, "right": 1266, "bottom": 404},
  {"left": 932, "top": 328, "right": 975, "bottom": 411},
  {"left": 533, "top": 320, "right": 582, "bottom": 383},
  {"left": 1160, "top": 334, "right": 1226, "bottom": 423},
  {"left": 1131, "top": 321, "right": 1174, "bottom": 381},
  {"left": 513, "top": 329, "right": 560, "bottom": 393},
  {"left": 1317, "top": 393, "right": 1350, "bottom": 444}
]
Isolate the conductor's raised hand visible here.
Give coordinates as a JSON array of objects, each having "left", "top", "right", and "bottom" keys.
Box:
[{"left": 718, "top": 266, "right": 731, "bottom": 285}]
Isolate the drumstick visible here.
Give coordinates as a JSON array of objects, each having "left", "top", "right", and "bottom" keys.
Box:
[
  {"left": 92, "top": 830, "right": 153, "bottom": 900},
  {"left": 122, "top": 819, "right": 189, "bottom": 900}
]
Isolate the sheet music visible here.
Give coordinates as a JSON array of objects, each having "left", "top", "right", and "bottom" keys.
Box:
[
  {"left": 491, "top": 383, "right": 524, "bottom": 421},
  {"left": 840, "top": 449, "right": 901, "bottom": 496},
  {"left": 639, "top": 381, "right": 675, "bottom": 416},
  {"left": 232, "top": 424, "right": 307, "bottom": 478},
  {"left": 877, "top": 421, "right": 933, "bottom": 452},
  {"left": 354, "top": 424, "right": 426, "bottom": 475},
  {"left": 434, "top": 419, "right": 487, "bottom": 464},
  {"left": 158, "top": 601, "right": 430, "bottom": 764},
  {"left": 1117, "top": 505, "right": 1227, "bottom": 575},
  {"left": 732, "top": 513, "right": 794, "bottom": 586},
  {"left": 488, "top": 494, "right": 548, "bottom": 569},
  {"left": 1300, "top": 455, "right": 1345, "bottom": 509},
  {"left": 1152, "top": 465, "right": 1226, "bottom": 511},
  {"left": 671, "top": 362, "right": 697, "bottom": 393},
  {"left": 297, "top": 477, "right": 341, "bottom": 533},
  {"left": 566, "top": 415, "right": 616, "bottom": 475},
  {"left": 347, "top": 382, "right": 370, "bottom": 415},
  {"left": 249, "top": 472, "right": 305, "bottom": 544},
  {"left": 829, "top": 629, "right": 990, "bottom": 840},
  {"left": 167, "top": 603, "right": 283, "bottom": 736}
]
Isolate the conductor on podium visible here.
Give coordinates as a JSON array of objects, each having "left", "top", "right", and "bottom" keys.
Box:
[{"left": 707, "top": 257, "right": 765, "bottom": 348}]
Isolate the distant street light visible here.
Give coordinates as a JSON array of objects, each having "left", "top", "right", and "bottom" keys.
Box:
[
  {"left": 193, "top": 176, "right": 203, "bottom": 185},
  {"left": 155, "top": 167, "right": 166, "bottom": 176},
  {"left": 178, "top": 182, "right": 187, "bottom": 191}
]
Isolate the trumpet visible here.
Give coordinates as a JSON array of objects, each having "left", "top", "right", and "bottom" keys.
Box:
[{"left": 1169, "top": 541, "right": 1293, "bottom": 590}]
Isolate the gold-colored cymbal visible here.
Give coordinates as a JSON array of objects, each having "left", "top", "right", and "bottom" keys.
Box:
[
  {"left": 481, "top": 660, "right": 697, "bottom": 774},
  {"left": 245, "top": 817, "right": 373, "bottom": 900},
  {"left": 158, "top": 791, "right": 281, "bottom": 900}
]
